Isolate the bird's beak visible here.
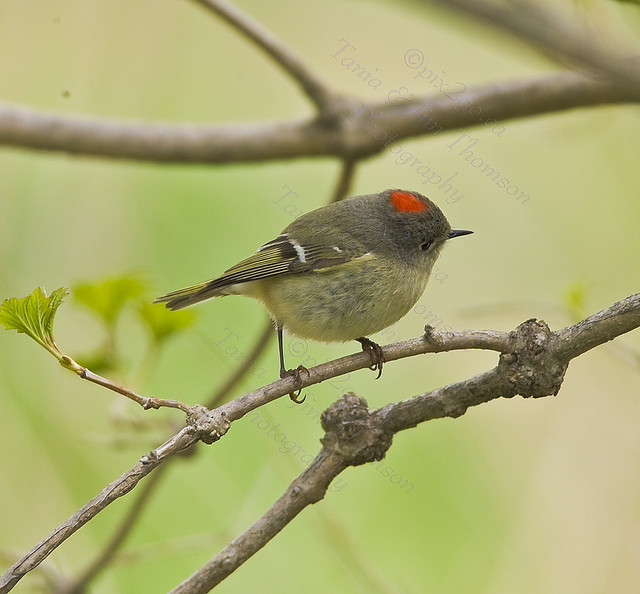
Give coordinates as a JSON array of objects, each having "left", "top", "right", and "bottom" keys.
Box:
[{"left": 448, "top": 229, "right": 473, "bottom": 239}]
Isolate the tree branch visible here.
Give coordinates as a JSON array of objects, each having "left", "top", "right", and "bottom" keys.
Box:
[
  {"left": 330, "top": 158, "right": 358, "bottom": 203},
  {"left": 170, "top": 448, "right": 347, "bottom": 593},
  {"left": 56, "top": 467, "right": 169, "bottom": 594},
  {"left": 0, "top": 72, "right": 634, "bottom": 163},
  {"left": 2, "top": 294, "right": 637, "bottom": 592},
  {"left": 552, "top": 292, "right": 640, "bottom": 361},
  {"left": 189, "top": 0, "right": 336, "bottom": 114},
  {"left": 170, "top": 294, "right": 640, "bottom": 591},
  {"left": 427, "top": 0, "right": 640, "bottom": 97},
  {"left": 0, "top": 426, "right": 200, "bottom": 594},
  {"left": 78, "top": 366, "right": 192, "bottom": 412}
]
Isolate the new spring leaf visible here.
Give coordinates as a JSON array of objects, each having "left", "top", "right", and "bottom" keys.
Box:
[{"left": 0, "top": 287, "right": 69, "bottom": 360}]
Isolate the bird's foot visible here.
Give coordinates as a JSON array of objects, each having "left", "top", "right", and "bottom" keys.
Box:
[
  {"left": 357, "top": 337, "right": 385, "bottom": 379},
  {"left": 280, "top": 365, "right": 309, "bottom": 404}
]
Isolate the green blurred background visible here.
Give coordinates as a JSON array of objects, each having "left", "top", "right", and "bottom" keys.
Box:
[{"left": 1, "top": 1, "right": 640, "bottom": 592}]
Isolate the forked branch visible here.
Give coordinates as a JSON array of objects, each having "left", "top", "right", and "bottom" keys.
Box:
[{"left": 170, "top": 294, "right": 640, "bottom": 592}]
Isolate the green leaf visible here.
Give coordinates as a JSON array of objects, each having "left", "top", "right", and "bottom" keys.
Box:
[
  {"left": 74, "top": 276, "right": 145, "bottom": 325},
  {"left": 139, "top": 301, "right": 195, "bottom": 343},
  {"left": 0, "top": 287, "right": 68, "bottom": 359}
]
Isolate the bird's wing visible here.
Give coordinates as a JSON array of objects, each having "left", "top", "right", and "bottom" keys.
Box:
[
  {"left": 218, "top": 233, "right": 351, "bottom": 283},
  {"left": 155, "top": 233, "right": 354, "bottom": 310}
]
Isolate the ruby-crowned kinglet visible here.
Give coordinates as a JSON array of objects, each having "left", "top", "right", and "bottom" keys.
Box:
[{"left": 156, "top": 189, "right": 471, "bottom": 390}]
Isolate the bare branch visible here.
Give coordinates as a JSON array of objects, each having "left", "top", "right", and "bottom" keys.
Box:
[
  {"left": 216, "top": 327, "right": 512, "bottom": 423},
  {"left": 373, "top": 71, "right": 633, "bottom": 147},
  {"left": 428, "top": 0, "right": 640, "bottom": 97},
  {"left": 57, "top": 467, "right": 169, "bottom": 594},
  {"left": 2, "top": 294, "right": 637, "bottom": 592},
  {"left": 552, "top": 293, "right": 640, "bottom": 361},
  {"left": 189, "top": 0, "right": 336, "bottom": 113},
  {"left": 170, "top": 449, "right": 347, "bottom": 593},
  {"left": 0, "top": 72, "right": 634, "bottom": 163},
  {"left": 0, "top": 427, "right": 199, "bottom": 593},
  {"left": 171, "top": 295, "right": 639, "bottom": 591},
  {"left": 78, "top": 367, "right": 192, "bottom": 413}
]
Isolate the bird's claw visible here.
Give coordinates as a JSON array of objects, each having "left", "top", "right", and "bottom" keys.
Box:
[
  {"left": 357, "top": 337, "right": 385, "bottom": 379},
  {"left": 281, "top": 365, "right": 309, "bottom": 404}
]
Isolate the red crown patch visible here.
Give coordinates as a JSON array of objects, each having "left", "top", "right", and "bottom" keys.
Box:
[{"left": 391, "top": 191, "right": 428, "bottom": 213}]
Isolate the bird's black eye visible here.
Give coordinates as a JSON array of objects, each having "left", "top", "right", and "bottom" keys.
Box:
[{"left": 420, "top": 241, "right": 433, "bottom": 251}]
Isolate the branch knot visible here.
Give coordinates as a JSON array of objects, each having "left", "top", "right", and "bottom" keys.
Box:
[
  {"left": 187, "top": 405, "right": 230, "bottom": 444},
  {"left": 320, "top": 392, "right": 392, "bottom": 465},
  {"left": 499, "top": 318, "right": 567, "bottom": 398}
]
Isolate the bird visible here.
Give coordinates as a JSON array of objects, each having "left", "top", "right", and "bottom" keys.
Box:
[{"left": 156, "top": 189, "right": 472, "bottom": 401}]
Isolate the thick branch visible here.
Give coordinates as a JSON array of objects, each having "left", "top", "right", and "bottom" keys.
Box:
[
  {"left": 552, "top": 293, "right": 640, "bottom": 361},
  {"left": 0, "top": 73, "right": 634, "bottom": 163}
]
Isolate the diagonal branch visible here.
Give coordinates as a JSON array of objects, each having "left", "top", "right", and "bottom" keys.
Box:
[
  {"left": 427, "top": 0, "right": 640, "bottom": 97},
  {"left": 0, "top": 427, "right": 199, "bottom": 594},
  {"left": 553, "top": 292, "right": 640, "bottom": 361},
  {"left": 56, "top": 467, "right": 169, "bottom": 594},
  {"left": 170, "top": 448, "right": 347, "bottom": 593},
  {"left": 189, "top": 0, "right": 336, "bottom": 113},
  {"left": 0, "top": 72, "right": 635, "bottom": 163}
]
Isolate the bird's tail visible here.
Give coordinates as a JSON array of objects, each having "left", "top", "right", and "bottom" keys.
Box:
[{"left": 155, "top": 280, "right": 226, "bottom": 311}]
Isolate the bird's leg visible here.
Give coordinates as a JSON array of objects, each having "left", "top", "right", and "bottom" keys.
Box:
[
  {"left": 356, "top": 337, "right": 385, "bottom": 379},
  {"left": 277, "top": 325, "right": 308, "bottom": 404}
]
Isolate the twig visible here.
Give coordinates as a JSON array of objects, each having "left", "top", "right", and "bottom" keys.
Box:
[
  {"left": 78, "top": 367, "right": 192, "bottom": 413},
  {"left": 189, "top": 0, "right": 336, "bottom": 114},
  {"left": 0, "top": 72, "right": 634, "bottom": 163}
]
